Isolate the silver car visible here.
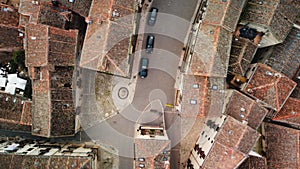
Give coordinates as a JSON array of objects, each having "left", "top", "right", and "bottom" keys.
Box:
[{"left": 148, "top": 7, "right": 158, "bottom": 26}]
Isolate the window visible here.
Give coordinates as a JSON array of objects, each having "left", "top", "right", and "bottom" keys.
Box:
[
  {"left": 190, "top": 99, "right": 197, "bottom": 105},
  {"left": 192, "top": 84, "right": 199, "bottom": 89},
  {"left": 212, "top": 85, "right": 218, "bottom": 90}
]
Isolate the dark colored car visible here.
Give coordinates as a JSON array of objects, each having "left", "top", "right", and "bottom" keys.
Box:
[
  {"left": 139, "top": 58, "right": 149, "bottom": 78},
  {"left": 146, "top": 35, "right": 155, "bottom": 54},
  {"left": 148, "top": 7, "right": 158, "bottom": 26}
]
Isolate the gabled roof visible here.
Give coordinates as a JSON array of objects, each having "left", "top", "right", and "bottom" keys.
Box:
[
  {"left": 201, "top": 116, "right": 260, "bottom": 169},
  {"left": 190, "top": 24, "right": 232, "bottom": 77},
  {"left": 134, "top": 138, "right": 170, "bottom": 169},
  {"left": 180, "top": 74, "right": 225, "bottom": 132},
  {"left": 203, "top": 0, "right": 247, "bottom": 32},
  {"left": 202, "top": 142, "right": 246, "bottom": 169},
  {"left": 225, "top": 90, "right": 268, "bottom": 130},
  {"left": 273, "top": 97, "right": 300, "bottom": 127},
  {"left": 264, "top": 123, "right": 300, "bottom": 169},
  {"left": 242, "top": 63, "right": 297, "bottom": 111},
  {"left": 19, "top": 0, "right": 92, "bottom": 28},
  {"left": 0, "top": 3, "right": 19, "bottom": 28},
  {"left": 0, "top": 139, "right": 98, "bottom": 169},
  {"left": 25, "top": 23, "right": 77, "bottom": 67},
  {"left": 228, "top": 36, "right": 257, "bottom": 75},
  {"left": 0, "top": 26, "right": 22, "bottom": 49},
  {"left": 241, "top": 0, "right": 300, "bottom": 44},
  {"left": 237, "top": 156, "right": 267, "bottom": 169},
  {"left": 19, "top": 1, "right": 70, "bottom": 28},
  {"left": 40, "top": 0, "right": 92, "bottom": 17},
  {"left": 25, "top": 23, "right": 78, "bottom": 137},
  {"left": 264, "top": 27, "right": 300, "bottom": 79},
  {"left": 80, "top": 0, "right": 136, "bottom": 77},
  {"left": 188, "top": 0, "right": 248, "bottom": 77},
  {"left": 0, "top": 92, "right": 32, "bottom": 131},
  {"left": 179, "top": 74, "right": 226, "bottom": 166}
]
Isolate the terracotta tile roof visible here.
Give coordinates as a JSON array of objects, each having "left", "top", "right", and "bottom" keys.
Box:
[
  {"left": 203, "top": 0, "right": 247, "bottom": 32},
  {"left": 273, "top": 97, "right": 300, "bottom": 127},
  {"left": 80, "top": 0, "right": 136, "bottom": 77},
  {"left": 217, "top": 116, "right": 260, "bottom": 154},
  {"left": 190, "top": 24, "right": 232, "bottom": 77},
  {"left": 25, "top": 24, "right": 77, "bottom": 67},
  {"left": 134, "top": 138, "right": 170, "bottom": 169},
  {"left": 40, "top": 0, "right": 93, "bottom": 17},
  {"left": 0, "top": 26, "right": 22, "bottom": 49},
  {"left": 228, "top": 36, "right": 257, "bottom": 75},
  {"left": 202, "top": 116, "right": 260, "bottom": 169},
  {"left": 237, "top": 156, "right": 267, "bottom": 169},
  {"left": 0, "top": 139, "right": 98, "bottom": 169},
  {"left": 179, "top": 75, "right": 226, "bottom": 165},
  {"left": 0, "top": 155, "right": 94, "bottom": 169},
  {"left": 0, "top": 3, "right": 22, "bottom": 50},
  {"left": 202, "top": 142, "right": 246, "bottom": 169},
  {"left": 178, "top": 116, "right": 206, "bottom": 167},
  {"left": 264, "top": 123, "right": 300, "bottom": 169},
  {"left": 241, "top": 0, "right": 300, "bottom": 43},
  {"left": 0, "top": 92, "right": 32, "bottom": 131},
  {"left": 25, "top": 23, "right": 78, "bottom": 137},
  {"left": 18, "top": 0, "right": 40, "bottom": 23},
  {"left": 37, "top": 5, "right": 68, "bottom": 29},
  {"left": 242, "top": 63, "right": 297, "bottom": 111},
  {"left": 0, "top": 4, "right": 19, "bottom": 28},
  {"left": 181, "top": 75, "right": 225, "bottom": 118},
  {"left": 264, "top": 28, "right": 300, "bottom": 79},
  {"left": 19, "top": 1, "right": 72, "bottom": 28},
  {"left": 224, "top": 90, "right": 268, "bottom": 130},
  {"left": 188, "top": 0, "right": 248, "bottom": 77}
]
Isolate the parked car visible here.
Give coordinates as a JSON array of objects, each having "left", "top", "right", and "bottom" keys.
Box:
[
  {"left": 139, "top": 58, "right": 149, "bottom": 78},
  {"left": 139, "top": 163, "right": 145, "bottom": 168},
  {"left": 148, "top": 7, "right": 158, "bottom": 26},
  {"left": 146, "top": 35, "right": 155, "bottom": 54},
  {"left": 138, "top": 157, "right": 145, "bottom": 162}
]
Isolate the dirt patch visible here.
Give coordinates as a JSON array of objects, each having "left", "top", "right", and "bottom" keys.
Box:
[{"left": 95, "top": 73, "right": 118, "bottom": 118}]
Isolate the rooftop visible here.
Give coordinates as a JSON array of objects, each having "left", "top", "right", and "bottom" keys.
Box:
[
  {"left": 180, "top": 75, "right": 225, "bottom": 117},
  {"left": 264, "top": 122, "right": 300, "bottom": 169},
  {"left": 19, "top": 0, "right": 90, "bottom": 28},
  {"left": 224, "top": 90, "right": 268, "bottom": 130},
  {"left": 201, "top": 116, "right": 260, "bottom": 169},
  {"left": 264, "top": 27, "right": 300, "bottom": 79},
  {"left": 273, "top": 97, "right": 300, "bottom": 128},
  {"left": 181, "top": 75, "right": 226, "bottom": 118},
  {"left": 242, "top": 63, "right": 297, "bottom": 111},
  {"left": 202, "top": 0, "right": 247, "bottom": 32},
  {"left": 0, "top": 26, "right": 22, "bottom": 49},
  {"left": 228, "top": 36, "right": 257, "bottom": 76},
  {"left": 187, "top": 0, "right": 248, "bottom": 77},
  {"left": 0, "top": 92, "right": 32, "bottom": 132},
  {"left": 189, "top": 24, "right": 232, "bottom": 77},
  {"left": 237, "top": 156, "right": 267, "bottom": 169},
  {"left": 0, "top": 3, "right": 19, "bottom": 28},
  {"left": 24, "top": 23, "right": 78, "bottom": 137},
  {"left": 25, "top": 24, "right": 77, "bottom": 67},
  {"left": 80, "top": 0, "right": 136, "bottom": 77},
  {"left": 40, "top": 0, "right": 93, "bottom": 17},
  {"left": 178, "top": 74, "right": 226, "bottom": 166},
  {"left": 134, "top": 138, "right": 170, "bottom": 169},
  {"left": 0, "top": 138, "right": 98, "bottom": 169},
  {"left": 240, "top": 0, "right": 300, "bottom": 45}
]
